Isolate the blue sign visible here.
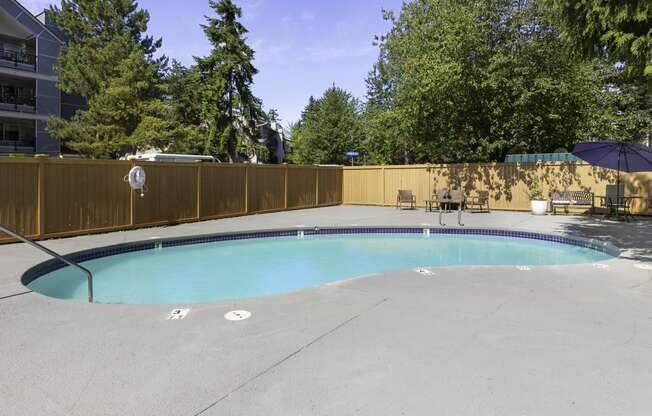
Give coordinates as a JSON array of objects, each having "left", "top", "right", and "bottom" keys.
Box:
[{"left": 346, "top": 151, "right": 359, "bottom": 157}]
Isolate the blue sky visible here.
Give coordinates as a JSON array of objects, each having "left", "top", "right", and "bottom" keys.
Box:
[{"left": 21, "top": 0, "right": 403, "bottom": 125}]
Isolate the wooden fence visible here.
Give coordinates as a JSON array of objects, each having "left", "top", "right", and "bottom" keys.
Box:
[
  {"left": 0, "top": 157, "right": 342, "bottom": 242},
  {"left": 343, "top": 163, "right": 652, "bottom": 215}
]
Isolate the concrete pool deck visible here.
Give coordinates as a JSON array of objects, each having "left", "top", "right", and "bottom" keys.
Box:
[{"left": 1, "top": 205, "right": 652, "bottom": 415}]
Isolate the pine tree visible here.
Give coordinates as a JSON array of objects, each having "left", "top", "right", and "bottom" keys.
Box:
[
  {"left": 290, "top": 86, "right": 360, "bottom": 165},
  {"left": 195, "top": 0, "right": 264, "bottom": 161},
  {"left": 545, "top": 0, "right": 652, "bottom": 80},
  {"left": 46, "top": 0, "right": 174, "bottom": 158}
]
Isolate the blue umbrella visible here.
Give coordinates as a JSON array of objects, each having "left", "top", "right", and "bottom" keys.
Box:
[{"left": 572, "top": 141, "right": 652, "bottom": 196}]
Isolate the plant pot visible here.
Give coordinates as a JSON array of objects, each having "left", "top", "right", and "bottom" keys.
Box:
[{"left": 530, "top": 200, "right": 548, "bottom": 215}]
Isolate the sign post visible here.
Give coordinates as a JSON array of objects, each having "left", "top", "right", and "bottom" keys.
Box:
[{"left": 345, "top": 151, "right": 359, "bottom": 166}]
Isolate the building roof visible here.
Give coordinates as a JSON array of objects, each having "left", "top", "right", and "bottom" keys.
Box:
[{"left": 0, "top": 0, "right": 65, "bottom": 44}]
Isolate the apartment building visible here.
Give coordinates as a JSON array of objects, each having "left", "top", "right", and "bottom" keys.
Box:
[{"left": 0, "top": 0, "right": 83, "bottom": 155}]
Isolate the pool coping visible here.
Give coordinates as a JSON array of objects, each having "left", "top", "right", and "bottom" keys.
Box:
[{"left": 21, "top": 225, "right": 621, "bottom": 287}]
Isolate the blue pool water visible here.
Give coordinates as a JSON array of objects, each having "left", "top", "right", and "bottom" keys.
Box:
[{"left": 27, "top": 234, "right": 613, "bottom": 304}]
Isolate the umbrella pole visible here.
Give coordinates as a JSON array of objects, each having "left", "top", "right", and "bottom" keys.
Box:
[
  {"left": 615, "top": 144, "right": 623, "bottom": 220},
  {"left": 617, "top": 145, "right": 622, "bottom": 198}
]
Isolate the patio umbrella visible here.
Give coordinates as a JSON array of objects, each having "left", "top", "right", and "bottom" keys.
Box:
[{"left": 572, "top": 141, "right": 652, "bottom": 196}]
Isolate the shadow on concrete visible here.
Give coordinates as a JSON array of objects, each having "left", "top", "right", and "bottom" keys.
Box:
[{"left": 555, "top": 215, "right": 652, "bottom": 262}]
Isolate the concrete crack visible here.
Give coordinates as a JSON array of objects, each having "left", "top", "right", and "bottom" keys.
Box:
[{"left": 192, "top": 297, "right": 389, "bottom": 416}]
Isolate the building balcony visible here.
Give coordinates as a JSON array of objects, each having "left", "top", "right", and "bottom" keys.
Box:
[
  {"left": 0, "top": 48, "right": 37, "bottom": 71},
  {"left": 0, "top": 92, "right": 36, "bottom": 112},
  {"left": 0, "top": 137, "right": 35, "bottom": 153}
]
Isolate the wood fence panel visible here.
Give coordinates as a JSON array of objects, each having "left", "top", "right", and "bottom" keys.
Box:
[
  {"left": 132, "top": 162, "right": 198, "bottom": 226},
  {"left": 318, "top": 168, "right": 343, "bottom": 206},
  {"left": 342, "top": 167, "right": 384, "bottom": 205},
  {"left": 344, "top": 163, "right": 652, "bottom": 215},
  {"left": 43, "top": 160, "right": 132, "bottom": 235},
  {"left": 287, "top": 166, "right": 317, "bottom": 209},
  {"left": 0, "top": 159, "right": 39, "bottom": 240},
  {"left": 384, "top": 166, "right": 431, "bottom": 206},
  {"left": 0, "top": 158, "right": 343, "bottom": 243},
  {"left": 247, "top": 165, "right": 285, "bottom": 213},
  {"left": 200, "top": 164, "right": 247, "bottom": 218}
]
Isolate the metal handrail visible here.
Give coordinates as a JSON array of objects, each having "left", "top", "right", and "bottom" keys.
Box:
[{"left": 0, "top": 224, "right": 94, "bottom": 302}]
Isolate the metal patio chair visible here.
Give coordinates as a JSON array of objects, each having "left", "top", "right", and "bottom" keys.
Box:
[
  {"left": 396, "top": 189, "right": 417, "bottom": 210},
  {"left": 466, "top": 190, "right": 490, "bottom": 213}
]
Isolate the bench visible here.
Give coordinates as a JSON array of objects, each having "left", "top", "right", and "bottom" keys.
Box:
[{"left": 550, "top": 191, "right": 594, "bottom": 215}]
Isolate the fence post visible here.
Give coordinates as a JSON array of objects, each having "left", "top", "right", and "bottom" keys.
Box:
[
  {"left": 129, "top": 160, "right": 135, "bottom": 228},
  {"left": 381, "top": 166, "right": 386, "bottom": 206},
  {"left": 244, "top": 164, "right": 249, "bottom": 214},
  {"left": 315, "top": 166, "right": 320, "bottom": 207},
  {"left": 37, "top": 156, "right": 45, "bottom": 239},
  {"left": 284, "top": 164, "right": 288, "bottom": 209},
  {"left": 196, "top": 163, "right": 202, "bottom": 220}
]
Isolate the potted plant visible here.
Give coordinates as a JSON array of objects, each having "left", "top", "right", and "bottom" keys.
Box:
[{"left": 529, "top": 176, "right": 547, "bottom": 215}]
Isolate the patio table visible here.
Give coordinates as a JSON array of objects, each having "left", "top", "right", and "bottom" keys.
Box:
[{"left": 598, "top": 195, "right": 643, "bottom": 221}]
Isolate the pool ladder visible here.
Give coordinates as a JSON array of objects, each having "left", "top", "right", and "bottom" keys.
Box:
[{"left": 0, "top": 224, "right": 94, "bottom": 303}]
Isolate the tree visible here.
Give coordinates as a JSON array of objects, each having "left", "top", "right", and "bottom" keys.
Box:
[
  {"left": 585, "top": 62, "right": 652, "bottom": 144},
  {"left": 195, "top": 0, "right": 264, "bottom": 161},
  {"left": 290, "top": 86, "right": 360, "bottom": 165},
  {"left": 360, "top": 0, "right": 605, "bottom": 163},
  {"left": 545, "top": 0, "right": 652, "bottom": 79},
  {"left": 162, "top": 61, "right": 207, "bottom": 154},
  {"left": 46, "top": 0, "right": 173, "bottom": 158},
  {"left": 266, "top": 108, "right": 281, "bottom": 123}
]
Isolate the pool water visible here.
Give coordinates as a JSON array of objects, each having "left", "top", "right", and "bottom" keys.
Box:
[{"left": 28, "top": 234, "right": 613, "bottom": 304}]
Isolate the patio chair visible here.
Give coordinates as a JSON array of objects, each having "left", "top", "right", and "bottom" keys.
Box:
[
  {"left": 396, "top": 189, "right": 416, "bottom": 210},
  {"left": 602, "top": 184, "right": 633, "bottom": 221},
  {"left": 466, "top": 190, "right": 490, "bottom": 213},
  {"left": 437, "top": 189, "right": 464, "bottom": 226}
]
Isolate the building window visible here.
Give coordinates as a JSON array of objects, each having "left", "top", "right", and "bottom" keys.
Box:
[{"left": 0, "top": 118, "right": 35, "bottom": 146}]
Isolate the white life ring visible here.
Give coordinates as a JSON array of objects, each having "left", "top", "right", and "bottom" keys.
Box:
[{"left": 125, "top": 166, "right": 147, "bottom": 196}]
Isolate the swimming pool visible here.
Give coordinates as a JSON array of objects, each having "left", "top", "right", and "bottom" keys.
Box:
[{"left": 24, "top": 227, "right": 616, "bottom": 304}]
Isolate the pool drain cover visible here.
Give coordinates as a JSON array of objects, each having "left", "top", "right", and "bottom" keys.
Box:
[
  {"left": 634, "top": 262, "right": 652, "bottom": 270},
  {"left": 414, "top": 268, "right": 435, "bottom": 276},
  {"left": 167, "top": 308, "right": 189, "bottom": 320},
  {"left": 224, "top": 310, "right": 251, "bottom": 321}
]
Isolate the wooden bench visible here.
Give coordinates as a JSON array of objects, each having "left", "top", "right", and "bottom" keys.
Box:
[{"left": 550, "top": 191, "right": 594, "bottom": 215}]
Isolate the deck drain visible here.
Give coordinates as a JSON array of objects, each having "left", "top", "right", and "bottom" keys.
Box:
[
  {"left": 634, "top": 262, "right": 652, "bottom": 270},
  {"left": 224, "top": 310, "right": 251, "bottom": 321},
  {"left": 516, "top": 266, "right": 531, "bottom": 271},
  {"left": 167, "top": 308, "right": 189, "bottom": 320},
  {"left": 593, "top": 263, "right": 610, "bottom": 269},
  {"left": 414, "top": 268, "right": 435, "bottom": 276}
]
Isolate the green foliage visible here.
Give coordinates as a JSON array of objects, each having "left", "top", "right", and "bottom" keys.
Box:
[
  {"left": 290, "top": 86, "right": 360, "bottom": 165},
  {"left": 529, "top": 175, "right": 544, "bottom": 200},
  {"left": 361, "top": 0, "right": 604, "bottom": 164},
  {"left": 164, "top": 61, "right": 204, "bottom": 126},
  {"left": 584, "top": 63, "right": 652, "bottom": 143},
  {"left": 46, "top": 0, "right": 173, "bottom": 158},
  {"left": 266, "top": 108, "right": 281, "bottom": 123},
  {"left": 545, "top": 0, "right": 652, "bottom": 79},
  {"left": 162, "top": 61, "right": 208, "bottom": 155},
  {"left": 195, "top": 0, "right": 265, "bottom": 161},
  {"left": 48, "top": 0, "right": 165, "bottom": 99}
]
